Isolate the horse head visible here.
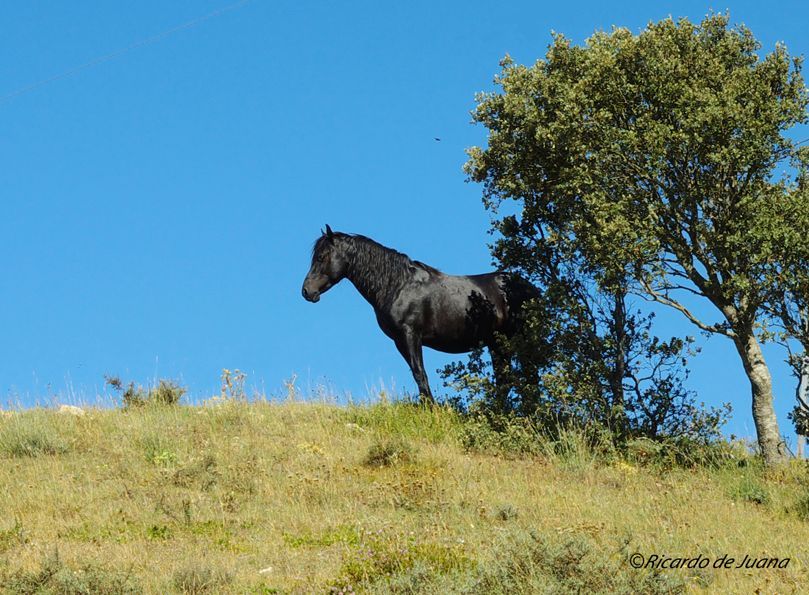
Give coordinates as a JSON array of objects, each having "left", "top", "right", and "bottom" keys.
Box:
[{"left": 302, "top": 225, "right": 347, "bottom": 303}]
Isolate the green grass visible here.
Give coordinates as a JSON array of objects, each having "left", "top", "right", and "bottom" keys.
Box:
[{"left": 1, "top": 400, "right": 808, "bottom": 593}]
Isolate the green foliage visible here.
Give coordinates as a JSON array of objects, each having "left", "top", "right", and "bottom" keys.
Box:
[
  {"left": 463, "top": 530, "right": 686, "bottom": 594},
  {"left": 106, "top": 376, "right": 186, "bottom": 409},
  {"left": 626, "top": 435, "right": 749, "bottom": 470},
  {"left": 363, "top": 438, "right": 416, "bottom": 467},
  {"left": 1, "top": 548, "right": 141, "bottom": 594},
  {"left": 459, "top": 411, "right": 745, "bottom": 471},
  {"left": 459, "top": 413, "right": 545, "bottom": 458},
  {"left": 465, "top": 12, "right": 806, "bottom": 463}
]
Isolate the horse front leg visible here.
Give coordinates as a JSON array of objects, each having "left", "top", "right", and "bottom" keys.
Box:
[{"left": 394, "top": 328, "right": 434, "bottom": 405}]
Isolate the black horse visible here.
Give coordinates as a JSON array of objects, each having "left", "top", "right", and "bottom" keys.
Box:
[{"left": 301, "top": 226, "right": 540, "bottom": 404}]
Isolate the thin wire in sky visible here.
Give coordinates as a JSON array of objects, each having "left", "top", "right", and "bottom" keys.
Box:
[{"left": 0, "top": 0, "right": 253, "bottom": 105}]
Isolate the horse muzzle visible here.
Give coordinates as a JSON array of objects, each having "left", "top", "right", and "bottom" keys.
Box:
[{"left": 302, "top": 287, "right": 320, "bottom": 303}]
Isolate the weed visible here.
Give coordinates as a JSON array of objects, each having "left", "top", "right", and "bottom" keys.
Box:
[
  {"left": 459, "top": 414, "right": 544, "bottom": 458},
  {"left": 626, "top": 436, "right": 748, "bottom": 470},
  {"left": 220, "top": 368, "right": 248, "bottom": 401}
]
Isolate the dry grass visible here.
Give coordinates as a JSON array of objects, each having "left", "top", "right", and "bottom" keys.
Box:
[{"left": 0, "top": 399, "right": 807, "bottom": 593}]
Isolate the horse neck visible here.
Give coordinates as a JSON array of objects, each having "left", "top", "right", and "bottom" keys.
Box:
[{"left": 342, "top": 238, "right": 410, "bottom": 309}]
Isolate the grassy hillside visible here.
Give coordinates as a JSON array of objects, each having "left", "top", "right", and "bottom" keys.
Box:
[{"left": 1, "top": 399, "right": 808, "bottom": 594}]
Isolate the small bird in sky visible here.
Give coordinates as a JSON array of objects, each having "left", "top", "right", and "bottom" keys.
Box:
[{"left": 434, "top": 137, "right": 441, "bottom": 142}]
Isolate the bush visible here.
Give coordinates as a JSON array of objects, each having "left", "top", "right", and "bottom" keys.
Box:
[
  {"left": 459, "top": 414, "right": 544, "bottom": 458},
  {"left": 625, "top": 436, "right": 748, "bottom": 470},
  {"left": 106, "top": 376, "right": 186, "bottom": 408}
]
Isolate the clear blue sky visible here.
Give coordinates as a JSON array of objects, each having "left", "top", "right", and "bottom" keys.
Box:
[{"left": 2, "top": 1, "right": 807, "bottom": 443}]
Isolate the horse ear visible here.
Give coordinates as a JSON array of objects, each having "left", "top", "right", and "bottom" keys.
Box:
[{"left": 325, "top": 224, "right": 334, "bottom": 238}]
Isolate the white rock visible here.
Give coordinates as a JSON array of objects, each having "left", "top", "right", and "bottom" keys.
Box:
[{"left": 58, "top": 405, "right": 85, "bottom": 416}]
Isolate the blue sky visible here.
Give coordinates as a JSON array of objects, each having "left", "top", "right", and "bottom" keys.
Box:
[{"left": 1, "top": 1, "right": 807, "bottom": 443}]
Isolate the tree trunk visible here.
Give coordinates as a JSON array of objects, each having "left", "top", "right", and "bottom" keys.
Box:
[
  {"left": 733, "top": 331, "right": 787, "bottom": 466},
  {"left": 609, "top": 290, "right": 628, "bottom": 438},
  {"left": 796, "top": 354, "right": 809, "bottom": 459}
]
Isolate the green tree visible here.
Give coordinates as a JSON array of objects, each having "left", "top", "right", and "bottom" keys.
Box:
[
  {"left": 467, "top": 14, "right": 808, "bottom": 465},
  {"left": 767, "top": 200, "right": 809, "bottom": 439},
  {"left": 442, "top": 218, "right": 728, "bottom": 444}
]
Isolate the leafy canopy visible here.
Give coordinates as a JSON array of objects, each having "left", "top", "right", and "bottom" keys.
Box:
[{"left": 468, "top": 13, "right": 809, "bottom": 336}]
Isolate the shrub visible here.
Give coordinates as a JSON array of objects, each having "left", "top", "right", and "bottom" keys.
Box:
[
  {"left": 459, "top": 414, "right": 544, "bottom": 458},
  {"left": 626, "top": 435, "right": 748, "bottom": 470},
  {"left": 106, "top": 376, "right": 186, "bottom": 408}
]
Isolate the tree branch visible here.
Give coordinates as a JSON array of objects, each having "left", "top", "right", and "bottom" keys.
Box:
[{"left": 636, "top": 277, "right": 734, "bottom": 337}]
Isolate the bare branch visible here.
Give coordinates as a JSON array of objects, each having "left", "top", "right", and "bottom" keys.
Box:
[{"left": 636, "top": 277, "right": 734, "bottom": 337}]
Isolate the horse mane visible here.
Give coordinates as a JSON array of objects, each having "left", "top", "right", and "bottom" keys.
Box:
[{"left": 313, "top": 232, "right": 440, "bottom": 304}]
